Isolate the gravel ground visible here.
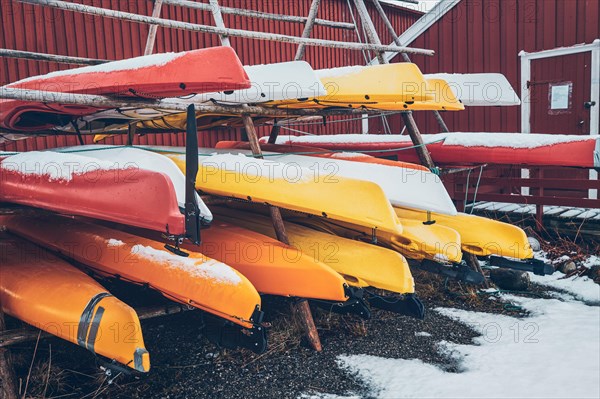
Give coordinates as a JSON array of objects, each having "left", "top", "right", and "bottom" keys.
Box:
[{"left": 7, "top": 270, "right": 537, "bottom": 399}]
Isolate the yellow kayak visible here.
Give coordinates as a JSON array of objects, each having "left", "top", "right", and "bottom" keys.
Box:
[
  {"left": 394, "top": 207, "right": 534, "bottom": 259},
  {"left": 270, "top": 63, "right": 431, "bottom": 109},
  {"left": 370, "top": 79, "right": 465, "bottom": 112},
  {"left": 0, "top": 232, "right": 150, "bottom": 372},
  {"left": 212, "top": 207, "right": 415, "bottom": 294},
  {"left": 283, "top": 212, "right": 463, "bottom": 263},
  {"left": 164, "top": 152, "right": 404, "bottom": 235}
]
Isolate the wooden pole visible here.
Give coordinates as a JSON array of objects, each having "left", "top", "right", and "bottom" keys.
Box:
[
  {"left": 162, "top": 0, "right": 355, "bottom": 30},
  {"left": 401, "top": 112, "right": 436, "bottom": 169},
  {"left": 242, "top": 114, "right": 322, "bottom": 352},
  {"left": 0, "top": 312, "right": 18, "bottom": 399},
  {"left": 18, "top": 0, "right": 435, "bottom": 56},
  {"left": 208, "top": 0, "right": 231, "bottom": 47},
  {"left": 0, "top": 87, "right": 398, "bottom": 118},
  {"left": 352, "top": 0, "right": 385, "bottom": 64},
  {"left": 267, "top": 123, "right": 281, "bottom": 144},
  {"left": 463, "top": 252, "right": 489, "bottom": 288},
  {"left": 294, "top": 0, "right": 321, "bottom": 61},
  {"left": 143, "top": 0, "right": 164, "bottom": 56},
  {"left": 369, "top": 0, "right": 450, "bottom": 133},
  {"left": 0, "top": 48, "right": 106, "bottom": 65}
]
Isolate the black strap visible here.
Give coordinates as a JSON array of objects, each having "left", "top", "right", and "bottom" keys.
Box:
[
  {"left": 77, "top": 292, "right": 112, "bottom": 348},
  {"left": 85, "top": 306, "right": 105, "bottom": 353}
]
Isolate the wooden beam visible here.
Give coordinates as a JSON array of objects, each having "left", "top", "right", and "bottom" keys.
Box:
[
  {"left": 267, "top": 123, "right": 281, "bottom": 144},
  {"left": 162, "top": 0, "right": 356, "bottom": 30},
  {"left": 401, "top": 112, "right": 436, "bottom": 169},
  {"left": 208, "top": 0, "right": 231, "bottom": 47},
  {"left": 294, "top": 0, "right": 321, "bottom": 61},
  {"left": 18, "top": 0, "right": 434, "bottom": 56},
  {"left": 143, "top": 0, "right": 164, "bottom": 55},
  {"left": 242, "top": 114, "right": 322, "bottom": 352},
  {"left": 0, "top": 87, "right": 398, "bottom": 118},
  {"left": 0, "top": 48, "right": 106, "bottom": 65},
  {"left": 463, "top": 252, "right": 489, "bottom": 288},
  {"left": 369, "top": 0, "right": 450, "bottom": 133}
]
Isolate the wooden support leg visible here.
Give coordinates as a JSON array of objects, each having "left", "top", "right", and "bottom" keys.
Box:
[
  {"left": 0, "top": 311, "right": 18, "bottom": 399},
  {"left": 242, "top": 114, "right": 322, "bottom": 352},
  {"left": 267, "top": 123, "right": 281, "bottom": 144},
  {"left": 401, "top": 111, "right": 436, "bottom": 170},
  {"left": 463, "top": 252, "right": 489, "bottom": 288}
]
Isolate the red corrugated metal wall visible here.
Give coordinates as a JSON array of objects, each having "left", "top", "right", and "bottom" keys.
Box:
[
  {"left": 369, "top": 0, "right": 600, "bottom": 134},
  {"left": 0, "top": 0, "right": 422, "bottom": 152}
]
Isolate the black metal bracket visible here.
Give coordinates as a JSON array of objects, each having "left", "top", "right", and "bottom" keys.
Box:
[
  {"left": 488, "top": 255, "right": 555, "bottom": 276},
  {"left": 310, "top": 286, "right": 371, "bottom": 320},
  {"left": 365, "top": 292, "right": 425, "bottom": 319},
  {"left": 416, "top": 259, "right": 486, "bottom": 285},
  {"left": 201, "top": 312, "right": 268, "bottom": 355},
  {"left": 184, "top": 104, "right": 201, "bottom": 245}
]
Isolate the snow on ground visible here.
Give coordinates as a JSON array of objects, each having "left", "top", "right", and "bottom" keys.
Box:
[{"left": 304, "top": 286, "right": 600, "bottom": 398}]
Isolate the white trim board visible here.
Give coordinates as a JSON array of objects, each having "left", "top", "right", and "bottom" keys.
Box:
[
  {"left": 519, "top": 39, "right": 600, "bottom": 200},
  {"left": 369, "top": 0, "right": 462, "bottom": 65}
]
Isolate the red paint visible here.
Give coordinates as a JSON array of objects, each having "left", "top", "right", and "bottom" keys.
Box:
[{"left": 0, "top": 161, "right": 184, "bottom": 234}]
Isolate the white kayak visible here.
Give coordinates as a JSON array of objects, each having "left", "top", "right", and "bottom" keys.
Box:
[
  {"left": 141, "top": 146, "right": 458, "bottom": 216},
  {"left": 53, "top": 145, "right": 213, "bottom": 223},
  {"left": 164, "top": 61, "right": 326, "bottom": 105},
  {"left": 425, "top": 73, "right": 521, "bottom": 106}
]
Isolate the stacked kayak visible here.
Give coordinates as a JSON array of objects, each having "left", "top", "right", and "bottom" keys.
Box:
[
  {"left": 0, "top": 47, "right": 250, "bottom": 131},
  {"left": 267, "top": 133, "right": 600, "bottom": 169},
  {"left": 0, "top": 150, "right": 189, "bottom": 234},
  {"left": 0, "top": 232, "right": 150, "bottom": 372},
  {"left": 67, "top": 61, "right": 326, "bottom": 136},
  {"left": 4, "top": 215, "right": 263, "bottom": 327}
]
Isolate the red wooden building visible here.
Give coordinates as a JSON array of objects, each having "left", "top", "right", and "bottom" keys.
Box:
[{"left": 1, "top": 0, "right": 598, "bottom": 214}]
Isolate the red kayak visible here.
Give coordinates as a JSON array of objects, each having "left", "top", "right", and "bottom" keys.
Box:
[
  {"left": 266, "top": 133, "right": 600, "bottom": 169},
  {"left": 216, "top": 141, "right": 429, "bottom": 171},
  {"left": 0, "top": 151, "right": 184, "bottom": 234},
  {"left": 1, "top": 47, "right": 250, "bottom": 131}
]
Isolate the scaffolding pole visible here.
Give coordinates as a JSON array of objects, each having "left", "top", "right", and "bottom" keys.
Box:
[
  {"left": 369, "top": 0, "right": 450, "bottom": 133},
  {"left": 18, "top": 0, "right": 434, "bottom": 56},
  {"left": 0, "top": 48, "right": 106, "bottom": 65},
  {"left": 162, "top": 0, "right": 356, "bottom": 30},
  {"left": 143, "top": 0, "right": 164, "bottom": 55},
  {"left": 294, "top": 0, "right": 321, "bottom": 61}
]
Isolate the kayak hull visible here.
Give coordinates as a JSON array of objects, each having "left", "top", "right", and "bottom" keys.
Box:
[
  {"left": 1, "top": 47, "right": 250, "bottom": 131},
  {"left": 212, "top": 207, "right": 415, "bottom": 294},
  {"left": 0, "top": 151, "right": 185, "bottom": 235},
  {"left": 4, "top": 215, "right": 261, "bottom": 329},
  {"left": 0, "top": 233, "right": 149, "bottom": 372},
  {"left": 395, "top": 207, "right": 534, "bottom": 259}
]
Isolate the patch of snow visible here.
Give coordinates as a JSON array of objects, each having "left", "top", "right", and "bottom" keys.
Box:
[
  {"left": 106, "top": 239, "right": 125, "bottom": 247},
  {"left": 575, "top": 210, "right": 598, "bottom": 219},
  {"left": 270, "top": 133, "right": 599, "bottom": 149},
  {"left": 323, "top": 295, "right": 599, "bottom": 399},
  {"left": 559, "top": 208, "right": 586, "bottom": 218},
  {"left": 415, "top": 331, "right": 432, "bottom": 337},
  {"left": 425, "top": 73, "right": 521, "bottom": 106},
  {"left": 0, "top": 151, "right": 129, "bottom": 182},
  {"left": 131, "top": 244, "right": 242, "bottom": 285},
  {"left": 198, "top": 153, "right": 314, "bottom": 183},
  {"left": 583, "top": 255, "right": 600, "bottom": 268},
  {"left": 9, "top": 51, "right": 188, "bottom": 86},
  {"left": 315, "top": 66, "right": 365, "bottom": 79},
  {"left": 529, "top": 273, "right": 600, "bottom": 304},
  {"left": 544, "top": 206, "right": 567, "bottom": 216}
]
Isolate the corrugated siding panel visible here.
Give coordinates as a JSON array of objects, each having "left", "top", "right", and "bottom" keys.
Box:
[
  {"left": 374, "top": 0, "right": 600, "bottom": 135},
  {"left": 0, "top": 0, "right": 421, "bottom": 152}
]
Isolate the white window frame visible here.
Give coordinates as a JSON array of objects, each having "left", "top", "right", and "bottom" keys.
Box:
[{"left": 519, "top": 39, "right": 600, "bottom": 200}]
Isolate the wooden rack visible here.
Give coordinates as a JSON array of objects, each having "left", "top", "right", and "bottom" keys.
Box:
[{"left": 0, "top": 1, "right": 439, "bottom": 395}]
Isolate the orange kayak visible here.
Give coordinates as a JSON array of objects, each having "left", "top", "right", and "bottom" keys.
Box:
[
  {"left": 4, "top": 215, "right": 263, "bottom": 331},
  {"left": 0, "top": 232, "right": 149, "bottom": 372}
]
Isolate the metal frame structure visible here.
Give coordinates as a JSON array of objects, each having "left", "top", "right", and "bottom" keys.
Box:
[{"left": 0, "top": 1, "right": 437, "bottom": 393}]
